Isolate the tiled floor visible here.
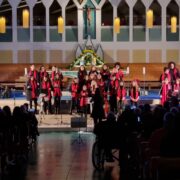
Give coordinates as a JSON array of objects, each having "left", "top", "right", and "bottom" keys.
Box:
[{"left": 3, "top": 132, "right": 120, "bottom": 180}]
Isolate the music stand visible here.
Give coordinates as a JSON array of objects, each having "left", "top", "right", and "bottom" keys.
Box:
[{"left": 71, "top": 115, "right": 87, "bottom": 145}]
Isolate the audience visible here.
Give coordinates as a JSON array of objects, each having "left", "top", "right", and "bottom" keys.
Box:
[{"left": 0, "top": 104, "right": 39, "bottom": 174}]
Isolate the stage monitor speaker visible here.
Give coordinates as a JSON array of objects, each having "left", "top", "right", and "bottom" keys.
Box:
[
  {"left": 71, "top": 116, "right": 87, "bottom": 128},
  {"left": 60, "top": 100, "right": 72, "bottom": 114}
]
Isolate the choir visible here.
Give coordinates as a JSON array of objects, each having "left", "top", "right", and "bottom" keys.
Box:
[
  {"left": 160, "top": 62, "right": 180, "bottom": 105},
  {"left": 25, "top": 61, "right": 180, "bottom": 115}
]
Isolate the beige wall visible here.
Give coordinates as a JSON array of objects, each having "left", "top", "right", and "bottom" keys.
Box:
[
  {"left": 149, "top": 50, "right": 162, "bottom": 63},
  {"left": 50, "top": 50, "right": 63, "bottom": 63},
  {"left": 166, "top": 49, "right": 179, "bottom": 64},
  {"left": 65, "top": 50, "right": 75, "bottom": 63},
  {"left": 0, "top": 50, "right": 13, "bottom": 64},
  {"left": 117, "top": 50, "right": 130, "bottom": 63},
  {"left": 132, "top": 50, "right": 146, "bottom": 63},
  {"left": 33, "top": 50, "right": 46, "bottom": 64},
  {"left": 104, "top": 50, "right": 114, "bottom": 63},
  {"left": 18, "top": 50, "right": 30, "bottom": 63}
]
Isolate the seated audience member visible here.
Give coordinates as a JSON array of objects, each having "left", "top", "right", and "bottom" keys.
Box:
[
  {"left": 94, "top": 112, "right": 117, "bottom": 162},
  {"left": 149, "top": 112, "right": 175, "bottom": 156},
  {"left": 160, "top": 112, "right": 180, "bottom": 157}
]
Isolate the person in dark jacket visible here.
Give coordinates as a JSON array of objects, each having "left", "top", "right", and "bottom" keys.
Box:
[{"left": 91, "top": 88, "right": 105, "bottom": 126}]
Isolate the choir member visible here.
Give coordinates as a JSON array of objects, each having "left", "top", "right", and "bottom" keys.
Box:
[
  {"left": 39, "top": 65, "right": 48, "bottom": 83},
  {"left": 41, "top": 76, "right": 52, "bottom": 114},
  {"left": 26, "top": 76, "right": 38, "bottom": 113},
  {"left": 117, "top": 80, "right": 126, "bottom": 111},
  {"left": 160, "top": 77, "right": 171, "bottom": 105},
  {"left": 89, "top": 65, "right": 98, "bottom": 77},
  {"left": 71, "top": 78, "right": 79, "bottom": 114},
  {"left": 97, "top": 73, "right": 104, "bottom": 96},
  {"left": 109, "top": 75, "right": 118, "bottom": 113},
  {"left": 168, "top": 61, "right": 179, "bottom": 91},
  {"left": 112, "top": 62, "right": 124, "bottom": 81},
  {"left": 28, "top": 64, "right": 39, "bottom": 83},
  {"left": 130, "top": 80, "right": 140, "bottom": 107},
  {"left": 100, "top": 64, "right": 111, "bottom": 92},
  {"left": 160, "top": 67, "right": 171, "bottom": 82},
  {"left": 80, "top": 85, "right": 88, "bottom": 117},
  {"left": 172, "top": 78, "right": 180, "bottom": 98},
  {"left": 51, "top": 67, "right": 63, "bottom": 89},
  {"left": 78, "top": 65, "right": 87, "bottom": 92},
  {"left": 52, "top": 73, "right": 62, "bottom": 114}
]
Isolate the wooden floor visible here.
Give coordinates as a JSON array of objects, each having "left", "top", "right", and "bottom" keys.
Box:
[{"left": 1, "top": 132, "right": 121, "bottom": 180}]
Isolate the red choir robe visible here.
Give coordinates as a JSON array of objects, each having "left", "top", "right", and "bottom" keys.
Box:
[
  {"left": 27, "top": 79, "right": 38, "bottom": 100},
  {"left": 117, "top": 86, "right": 126, "bottom": 101},
  {"left": 97, "top": 80, "right": 104, "bottom": 95},
  {"left": 161, "top": 73, "right": 171, "bottom": 82},
  {"left": 53, "top": 80, "right": 62, "bottom": 97},
  {"left": 161, "top": 83, "right": 171, "bottom": 105},
  {"left": 71, "top": 82, "right": 78, "bottom": 99},
  {"left": 173, "top": 83, "right": 180, "bottom": 96},
  {"left": 80, "top": 90, "right": 88, "bottom": 107},
  {"left": 130, "top": 88, "right": 139, "bottom": 102},
  {"left": 28, "top": 70, "right": 39, "bottom": 81},
  {"left": 41, "top": 81, "right": 51, "bottom": 100}
]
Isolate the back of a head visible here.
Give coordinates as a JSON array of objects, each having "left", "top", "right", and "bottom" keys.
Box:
[
  {"left": 163, "top": 112, "right": 175, "bottom": 130},
  {"left": 107, "top": 112, "right": 116, "bottom": 122},
  {"left": 3, "top": 106, "right": 11, "bottom": 117}
]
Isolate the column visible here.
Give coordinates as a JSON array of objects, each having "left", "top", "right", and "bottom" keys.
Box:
[
  {"left": 129, "top": 5, "right": 133, "bottom": 63},
  {"left": 96, "top": 9, "right": 101, "bottom": 43},
  {"left": 129, "top": 5, "right": 133, "bottom": 42},
  {"left": 12, "top": 7, "right": 17, "bottom": 42},
  {"left": 78, "top": 8, "right": 83, "bottom": 43},
  {"left": 46, "top": 7, "right": 50, "bottom": 42},
  {"left": 113, "top": 5, "right": 117, "bottom": 42},
  {"left": 161, "top": 5, "right": 166, "bottom": 62},
  {"left": 29, "top": 7, "right": 33, "bottom": 42},
  {"left": 62, "top": 6, "right": 66, "bottom": 42}
]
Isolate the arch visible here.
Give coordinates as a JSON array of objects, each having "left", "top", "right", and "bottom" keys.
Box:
[
  {"left": 49, "top": 0, "right": 62, "bottom": 26},
  {"left": 17, "top": 0, "right": 29, "bottom": 26},
  {"left": 117, "top": 0, "right": 129, "bottom": 26},
  {"left": 149, "top": 0, "right": 161, "bottom": 25},
  {"left": 33, "top": 0, "right": 46, "bottom": 26},
  {"left": 101, "top": 0, "right": 113, "bottom": 26},
  {"left": 167, "top": 0, "right": 179, "bottom": 25},
  {"left": 0, "top": 0, "right": 12, "bottom": 26},
  {"left": 66, "top": 0, "right": 77, "bottom": 26},
  {"left": 133, "top": 0, "right": 145, "bottom": 26}
]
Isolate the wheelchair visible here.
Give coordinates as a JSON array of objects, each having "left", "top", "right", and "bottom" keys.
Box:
[{"left": 92, "top": 138, "right": 119, "bottom": 170}]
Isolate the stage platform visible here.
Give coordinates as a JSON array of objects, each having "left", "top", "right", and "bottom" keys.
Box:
[{"left": 0, "top": 91, "right": 161, "bottom": 132}]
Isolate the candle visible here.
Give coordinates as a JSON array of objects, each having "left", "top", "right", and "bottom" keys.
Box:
[
  {"left": 126, "top": 66, "right": 130, "bottom": 74},
  {"left": 24, "top": 68, "right": 27, "bottom": 75},
  {"left": 143, "top": 67, "right": 146, "bottom": 75}
]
